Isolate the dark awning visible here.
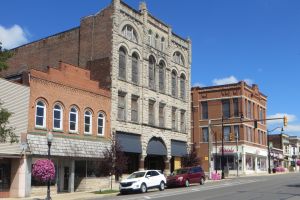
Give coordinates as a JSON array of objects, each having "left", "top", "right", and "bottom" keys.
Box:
[
  {"left": 116, "top": 132, "right": 142, "bottom": 153},
  {"left": 147, "top": 137, "right": 167, "bottom": 156},
  {"left": 171, "top": 140, "right": 187, "bottom": 157}
]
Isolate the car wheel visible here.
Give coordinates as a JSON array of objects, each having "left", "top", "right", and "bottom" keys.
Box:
[
  {"left": 200, "top": 177, "right": 205, "bottom": 185},
  {"left": 159, "top": 181, "right": 165, "bottom": 191},
  {"left": 185, "top": 179, "right": 190, "bottom": 187},
  {"left": 120, "top": 190, "right": 127, "bottom": 195},
  {"left": 140, "top": 183, "right": 147, "bottom": 193}
]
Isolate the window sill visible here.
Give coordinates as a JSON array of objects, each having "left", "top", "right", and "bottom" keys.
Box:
[
  {"left": 130, "top": 120, "right": 140, "bottom": 125},
  {"left": 52, "top": 129, "right": 64, "bottom": 133},
  {"left": 35, "top": 127, "right": 47, "bottom": 131},
  {"left": 84, "top": 133, "right": 92, "bottom": 135},
  {"left": 97, "top": 134, "right": 105, "bottom": 138},
  {"left": 117, "top": 119, "right": 127, "bottom": 122},
  {"left": 69, "top": 131, "right": 79, "bottom": 134}
]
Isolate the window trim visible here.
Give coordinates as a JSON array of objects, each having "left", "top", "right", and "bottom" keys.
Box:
[
  {"left": 84, "top": 110, "right": 92, "bottom": 135},
  {"left": 69, "top": 106, "right": 79, "bottom": 133},
  {"left": 53, "top": 103, "right": 63, "bottom": 131},
  {"left": 118, "top": 47, "right": 127, "bottom": 80},
  {"left": 97, "top": 112, "right": 105, "bottom": 136},
  {"left": 35, "top": 100, "right": 46, "bottom": 129}
]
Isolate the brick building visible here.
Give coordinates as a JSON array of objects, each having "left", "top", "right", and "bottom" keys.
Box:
[
  {"left": 191, "top": 81, "right": 268, "bottom": 176},
  {"left": 3, "top": 0, "right": 191, "bottom": 176}
]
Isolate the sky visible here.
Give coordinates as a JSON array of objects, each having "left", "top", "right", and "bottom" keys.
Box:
[{"left": 1, "top": 0, "right": 300, "bottom": 135}]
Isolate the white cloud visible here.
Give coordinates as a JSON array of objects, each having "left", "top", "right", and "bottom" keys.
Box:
[
  {"left": 285, "top": 124, "right": 300, "bottom": 133},
  {"left": 0, "top": 24, "right": 29, "bottom": 49},
  {"left": 244, "top": 78, "right": 254, "bottom": 85},
  {"left": 267, "top": 113, "right": 297, "bottom": 125},
  {"left": 192, "top": 82, "right": 205, "bottom": 87},
  {"left": 212, "top": 76, "right": 238, "bottom": 85}
]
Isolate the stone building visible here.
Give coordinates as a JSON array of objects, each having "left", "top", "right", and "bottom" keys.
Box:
[
  {"left": 191, "top": 81, "right": 268, "bottom": 176},
  {"left": 4, "top": 0, "right": 191, "bottom": 175}
]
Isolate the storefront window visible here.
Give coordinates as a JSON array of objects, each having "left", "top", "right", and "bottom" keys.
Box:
[
  {"left": 257, "top": 157, "right": 267, "bottom": 170},
  {"left": 214, "top": 155, "right": 237, "bottom": 170},
  {"left": 246, "top": 155, "right": 255, "bottom": 170}
]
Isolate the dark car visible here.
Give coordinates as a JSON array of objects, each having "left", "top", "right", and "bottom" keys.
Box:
[{"left": 167, "top": 166, "right": 205, "bottom": 187}]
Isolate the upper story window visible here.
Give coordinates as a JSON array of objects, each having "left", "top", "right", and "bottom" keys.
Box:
[
  {"left": 148, "top": 100, "right": 155, "bottom": 126},
  {"left": 131, "top": 96, "right": 139, "bottom": 123},
  {"left": 161, "top": 37, "right": 165, "bottom": 51},
  {"left": 118, "top": 92, "right": 126, "bottom": 121},
  {"left": 173, "top": 51, "right": 184, "bottom": 66},
  {"left": 148, "top": 30, "right": 153, "bottom": 46},
  {"left": 222, "top": 99, "right": 230, "bottom": 119},
  {"left": 159, "top": 103, "right": 165, "bottom": 128},
  {"left": 131, "top": 53, "right": 139, "bottom": 84},
  {"left": 233, "top": 98, "right": 239, "bottom": 117},
  {"left": 223, "top": 126, "right": 231, "bottom": 141},
  {"left": 154, "top": 34, "right": 159, "bottom": 49},
  {"left": 158, "top": 61, "right": 165, "bottom": 93},
  {"left": 201, "top": 101, "right": 208, "bottom": 119},
  {"left": 35, "top": 100, "right": 46, "bottom": 128},
  {"left": 69, "top": 106, "right": 78, "bottom": 133},
  {"left": 202, "top": 127, "right": 208, "bottom": 142},
  {"left": 84, "top": 110, "right": 92, "bottom": 134},
  {"left": 171, "top": 70, "right": 177, "bottom": 97},
  {"left": 119, "top": 47, "right": 127, "bottom": 80},
  {"left": 122, "top": 25, "right": 138, "bottom": 43},
  {"left": 98, "top": 112, "right": 105, "bottom": 136},
  {"left": 53, "top": 104, "right": 62, "bottom": 130},
  {"left": 172, "top": 107, "right": 177, "bottom": 131},
  {"left": 180, "top": 74, "right": 186, "bottom": 100},
  {"left": 148, "top": 56, "right": 156, "bottom": 90},
  {"left": 180, "top": 110, "right": 186, "bottom": 133}
]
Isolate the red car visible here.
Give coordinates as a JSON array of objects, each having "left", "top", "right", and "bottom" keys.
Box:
[{"left": 167, "top": 166, "right": 205, "bottom": 187}]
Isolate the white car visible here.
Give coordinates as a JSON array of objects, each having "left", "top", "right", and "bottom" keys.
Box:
[{"left": 119, "top": 170, "right": 166, "bottom": 194}]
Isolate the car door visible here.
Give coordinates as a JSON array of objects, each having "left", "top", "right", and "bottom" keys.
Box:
[
  {"left": 151, "top": 170, "right": 161, "bottom": 186},
  {"left": 190, "top": 167, "right": 198, "bottom": 183},
  {"left": 145, "top": 171, "right": 155, "bottom": 187}
]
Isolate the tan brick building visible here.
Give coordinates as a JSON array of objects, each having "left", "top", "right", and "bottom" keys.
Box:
[{"left": 191, "top": 81, "right": 268, "bottom": 176}]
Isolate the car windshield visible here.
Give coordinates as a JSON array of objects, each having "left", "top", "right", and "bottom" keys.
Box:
[
  {"left": 172, "top": 168, "right": 189, "bottom": 175},
  {"left": 127, "top": 172, "right": 145, "bottom": 179}
]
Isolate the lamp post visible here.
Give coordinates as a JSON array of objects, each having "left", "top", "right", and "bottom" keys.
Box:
[
  {"left": 221, "top": 116, "right": 225, "bottom": 179},
  {"left": 46, "top": 131, "right": 53, "bottom": 200},
  {"left": 267, "top": 127, "right": 283, "bottom": 174}
]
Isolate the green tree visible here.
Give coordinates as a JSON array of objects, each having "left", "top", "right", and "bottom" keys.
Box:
[
  {"left": 0, "top": 103, "right": 18, "bottom": 143},
  {"left": 181, "top": 144, "right": 201, "bottom": 167},
  {"left": 0, "top": 42, "right": 13, "bottom": 72}
]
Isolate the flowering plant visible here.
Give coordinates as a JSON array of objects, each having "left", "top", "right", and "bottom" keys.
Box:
[
  {"left": 211, "top": 172, "right": 221, "bottom": 180},
  {"left": 32, "top": 159, "right": 55, "bottom": 182},
  {"left": 296, "top": 160, "right": 300, "bottom": 166},
  {"left": 275, "top": 166, "right": 285, "bottom": 172}
]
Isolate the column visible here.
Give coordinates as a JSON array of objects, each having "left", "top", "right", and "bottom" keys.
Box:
[
  {"left": 139, "top": 155, "right": 145, "bottom": 171},
  {"left": 68, "top": 160, "right": 75, "bottom": 193},
  {"left": 255, "top": 156, "right": 258, "bottom": 173},
  {"left": 242, "top": 153, "right": 246, "bottom": 175},
  {"left": 164, "top": 156, "right": 171, "bottom": 175},
  {"left": 58, "top": 160, "right": 64, "bottom": 192}
]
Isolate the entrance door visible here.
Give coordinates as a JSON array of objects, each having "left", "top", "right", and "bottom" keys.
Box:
[
  {"left": 145, "top": 155, "right": 165, "bottom": 172},
  {"left": 63, "top": 167, "right": 69, "bottom": 191}
]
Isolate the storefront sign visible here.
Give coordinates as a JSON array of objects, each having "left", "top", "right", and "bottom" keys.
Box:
[{"left": 219, "top": 147, "right": 235, "bottom": 153}]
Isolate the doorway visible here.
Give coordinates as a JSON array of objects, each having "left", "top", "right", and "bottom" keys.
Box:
[{"left": 63, "top": 167, "right": 69, "bottom": 191}]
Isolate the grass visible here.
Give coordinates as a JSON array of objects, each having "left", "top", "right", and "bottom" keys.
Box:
[{"left": 93, "top": 189, "right": 119, "bottom": 194}]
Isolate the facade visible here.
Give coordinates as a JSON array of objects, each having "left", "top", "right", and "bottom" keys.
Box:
[
  {"left": 4, "top": 0, "right": 191, "bottom": 174},
  {"left": 191, "top": 81, "right": 268, "bottom": 176},
  {"left": 289, "top": 136, "right": 300, "bottom": 171}
]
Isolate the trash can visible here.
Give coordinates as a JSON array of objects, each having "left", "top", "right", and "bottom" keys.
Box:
[{"left": 272, "top": 168, "right": 276, "bottom": 173}]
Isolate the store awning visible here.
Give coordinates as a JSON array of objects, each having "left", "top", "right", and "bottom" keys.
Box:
[
  {"left": 147, "top": 137, "right": 167, "bottom": 156},
  {"left": 171, "top": 140, "right": 187, "bottom": 157},
  {"left": 116, "top": 132, "right": 142, "bottom": 153}
]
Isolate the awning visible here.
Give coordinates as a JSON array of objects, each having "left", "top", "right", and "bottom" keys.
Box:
[
  {"left": 146, "top": 137, "right": 167, "bottom": 156},
  {"left": 116, "top": 132, "right": 142, "bottom": 153},
  {"left": 171, "top": 140, "right": 187, "bottom": 157}
]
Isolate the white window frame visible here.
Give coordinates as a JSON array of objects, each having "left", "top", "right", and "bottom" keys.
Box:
[
  {"left": 53, "top": 104, "right": 63, "bottom": 130},
  {"left": 35, "top": 100, "right": 46, "bottom": 128},
  {"left": 69, "top": 107, "right": 78, "bottom": 133},
  {"left": 97, "top": 112, "right": 105, "bottom": 136},
  {"left": 84, "top": 110, "right": 92, "bottom": 135}
]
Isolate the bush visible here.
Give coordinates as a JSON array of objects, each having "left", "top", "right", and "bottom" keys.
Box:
[
  {"left": 275, "top": 166, "right": 285, "bottom": 173},
  {"left": 211, "top": 172, "right": 221, "bottom": 180},
  {"left": 296, "top": 160, "right": 300, "bottom": 167},
  {"left": 32, "top": 159, "right": 56, "bottom": 182}
]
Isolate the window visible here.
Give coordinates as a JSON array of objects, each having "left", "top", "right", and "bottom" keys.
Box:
[
  {"left": 247, "top": 101, "right": 251, "bottom": 119},
  {"left": 132, "top": 53, "right": 139, "bottom": 84},
  {"left": 172, "top": 107, "right": 177, "bottom": 131},
  {"left": 161, "top": 37, "right": 165, "bottom": 51},
  {"left": 98, "top": 112, "right": 105, "bottom": 135},
  {"left": 148, "top": 30, "right": 153, "bottom": 46},
  {"left": 155, "top": 34, "right": 159, "bottom": 49},
  {"left": 69, "top": 107, "right": 78, "bottom": 132},
  {"left": 258, "top": 130, "right": 262, "bottom": 144},
  {"left": 171, "top": 70, "right": 177, "bottom": 97},
  {"left": 84, "top": 110, "right": 92, "bottom": 134},
  {"left": 180, "top": 74, "right": 186, "bottom": 100},
  {"left": 233, "top": 98, "right": 239, "bottom": 117},
  {"left": 148, "top": 100, "right": 155, "bottom": 125},
  {"left": 202, "top": 127, "right": 208, "bottom": 142},
  {"left": 119, "top": 47, "right": 126, "bottom": 80},
  {"left": 35, "top": 101, "right": 46, "bottom": 128},
  {"left": 223, "top": 126, "right": 231, "bottom": 141},
  {"left": 122, "top": 25, "right": 138, "bottom": 43},
  {"left": 173, "top": 51, "right": 184, "bottom": 65},
  {"left": 158, "top": 61, "right": 165, "bottom": 93},
  {"left": 149, "top": 56, "right": 156, "bottom": 90},
  {"left": 118, "top": 93, "right": 126, "bottom": 121},
  {"left": 234, "top": 125, "right": 239, "bottom": 141},
  {"left": 201, "top": 101, "right": 208, "bottom": 119},
  {"left": 53, "top": 104, "right": 62, "bottom": 130},
  {"left": 222, "top": 99, "right": 230, "bottom": 119},
  {"left": 180, "top": 110, "right": 186, "bottom": 133},
  {"left": 159, "top": 103, "right": 165, "bottom": 127},
  {"left": 247, "top": 127, "right": 252, "bottom": 142},
  {"left": 131, "top": 96, "right": 138, "bottom": 122},
  {"left": 259, "top": 107, "right": 263, "bottom": 123}
]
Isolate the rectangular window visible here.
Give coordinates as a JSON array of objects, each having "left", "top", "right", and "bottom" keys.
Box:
[
  {"left": 234, "top": 125, "right": 239, "bottom": 141},
  {"left": 180, "top": 110, "right": 186, "bottom": 133},
  {"left": 149, "top": 100, "right": 155, "bottom": 125},
  {"left": 118, "top": 93, "right": 126, "bottom": 121},
  {"left": 223, "top": 126, "right": 231, "bottom": 141},
  {"left": 172, "top": 107, "right": 177, "bottom": 131},
  {"left": 258, "top": 130, "right": 261, "bottom": 144},
  {"left": 222, "top": 99, "right": 230, "bottom": 119},
  {"left": 202, "top": 127, "right": 208, "bottom": 142},
  {"left": 159, "top": 103, "right": 165, "bottom": 127},
  {"left": 259, "top": 107, "right": 263, "bottom": 122},
  {"left": 131, "top": 96, "right": 138, "bottom": 122},
  {"left": 247, "top": 101, "right": 251, "bottom": 119},
  {"left": 201, "top": 101, "right": 208, "bottom": 119},
  {"left": 233, "top": 98, "right": 239, "bottom": 117},
  {"left": 247, "top": 127, "right": 252, "bottom": 142},
  {"left": 132, "top": 57, "right": 138, "bottom": 84}
]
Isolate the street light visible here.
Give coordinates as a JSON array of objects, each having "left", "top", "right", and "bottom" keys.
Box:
[
  {"left": 267, "top": 127, "right": 283, "bottom": 174},
  {"left": 46, "top": 131, "right": 53, "bottom": 200}
]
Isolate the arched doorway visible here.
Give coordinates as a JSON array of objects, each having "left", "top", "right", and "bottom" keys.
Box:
[{"left": 145, "top": 137, "right": 167, "bottom": 172}]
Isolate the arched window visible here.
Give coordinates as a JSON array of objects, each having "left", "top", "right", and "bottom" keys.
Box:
[
  {"left": 159, "top": 61, "right": 165, "bottom": 93},
  {"left": 35, "top": 100, "right": 46, "bottom": 128},
  {"left": 131, "top": 53, "right": 139, "bottom": 84},
  {"left": 161, "top": 37, "right": 165, "bottom": 51},
  {"left": 119, "top": 47, "right": 127, "bottom": 80},
  {"left": 155, "top": 34, "right": 159, "bottom": 49},
  {"left": 122, "top": 25, "right": 138, "bottom": 43},
  {"left": 173, "top": 51, "right": 185, "bottom": 66},
  {"left": 180, "top": 74, "right": 186, "bottom": 100},
  {"left": 171, "top": 70, "right": 177, "bottom": 97},
  {"left": 148, "top": 56, "right": 156, "bottom": 90},
  {"left": 53, "top": 104, "right": 63, "bottom": 130},
  {"left": 98, "top": 112, "right": 105, "bottom": 135},
  {"left": 69, "top": 107, "right": 78, "bottom": 133},
  {"left": 84, "top": 110, "right": 92, "bottom": 134},
  {"left": 148, "top": 30, "right": 153, "bottom": 46}
]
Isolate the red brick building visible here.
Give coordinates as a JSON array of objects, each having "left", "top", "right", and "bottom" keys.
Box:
[{"left": 191, "top": 81, "right": 268, "bottom": 176}]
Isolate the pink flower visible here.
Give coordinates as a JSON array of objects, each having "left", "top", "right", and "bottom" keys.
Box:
[{"left": 32, "top": 159, "right": 56, "bottom": 182}]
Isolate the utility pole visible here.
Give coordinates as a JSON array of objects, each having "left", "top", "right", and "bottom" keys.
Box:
[
  {"left": 221, "top": 116, "right": 225, "bottom": 179},
  {"left": 236, "top": 130, "right": 239, "bottom": 177},
  {"left": 208, "top": 120, "right": 212, "bottom": 179}
]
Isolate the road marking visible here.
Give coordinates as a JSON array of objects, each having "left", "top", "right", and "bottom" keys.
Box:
[{"left": 144, "top": 196, "right": 151, "bottom": 199}]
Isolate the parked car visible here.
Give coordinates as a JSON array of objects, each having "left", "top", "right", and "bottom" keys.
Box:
[
  {"left": 167, "top": 166, "right": 205, "bottom": 187},
  {"left": 119, "top": 170, "right": 166, "bottom": 194}
]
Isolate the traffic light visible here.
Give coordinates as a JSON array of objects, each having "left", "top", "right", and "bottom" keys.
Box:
[
  {"left": 229, "top": 132, "right": 234, "bottom": 141},
  {"left": 254, "top": 120, "right": 258, "bottom": 129},
  {"left": 283, "top": 116, "right": 288, "bottom": 127}
]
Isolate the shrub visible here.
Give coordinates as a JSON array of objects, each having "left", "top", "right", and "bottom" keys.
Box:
[
  {"left": 211, "top": 172, "right": 221, "bottom": 180},
  {"left": 296, "top": 160, "right": 300, "bottom": 166},
  {"left": 32, "top": 159, "right": 56, "bottom": 182}
]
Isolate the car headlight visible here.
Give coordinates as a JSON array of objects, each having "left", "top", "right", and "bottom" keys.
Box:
[{"left": 177, "top": 176, "right": 183, "bottom": 181}]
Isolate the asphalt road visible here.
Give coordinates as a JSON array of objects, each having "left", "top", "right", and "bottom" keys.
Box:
[{"left": 90, "top": 173, "right": 300, "bottom": 200}]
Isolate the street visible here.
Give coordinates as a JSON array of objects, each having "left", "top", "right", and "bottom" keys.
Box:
[{"left": 89, "top": 173, "right": 300, "bottom": 200}]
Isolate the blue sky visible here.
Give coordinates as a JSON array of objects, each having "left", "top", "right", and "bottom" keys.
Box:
[{"left": 1, "top": 0, "right": 299, "bottom": 135}]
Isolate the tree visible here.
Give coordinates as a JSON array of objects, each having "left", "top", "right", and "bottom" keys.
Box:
[
  {"left": 181, "top": 144, "right": 201, "bottom": 167},
  {"left": 99, "top": 134, "right": 127, "bottom": 181},
  {"left": 0, "top": 42, "right": 13, "bottom": 72},
  {"left": 0, "top": 103, "right": 18, "bottom": 143}
]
